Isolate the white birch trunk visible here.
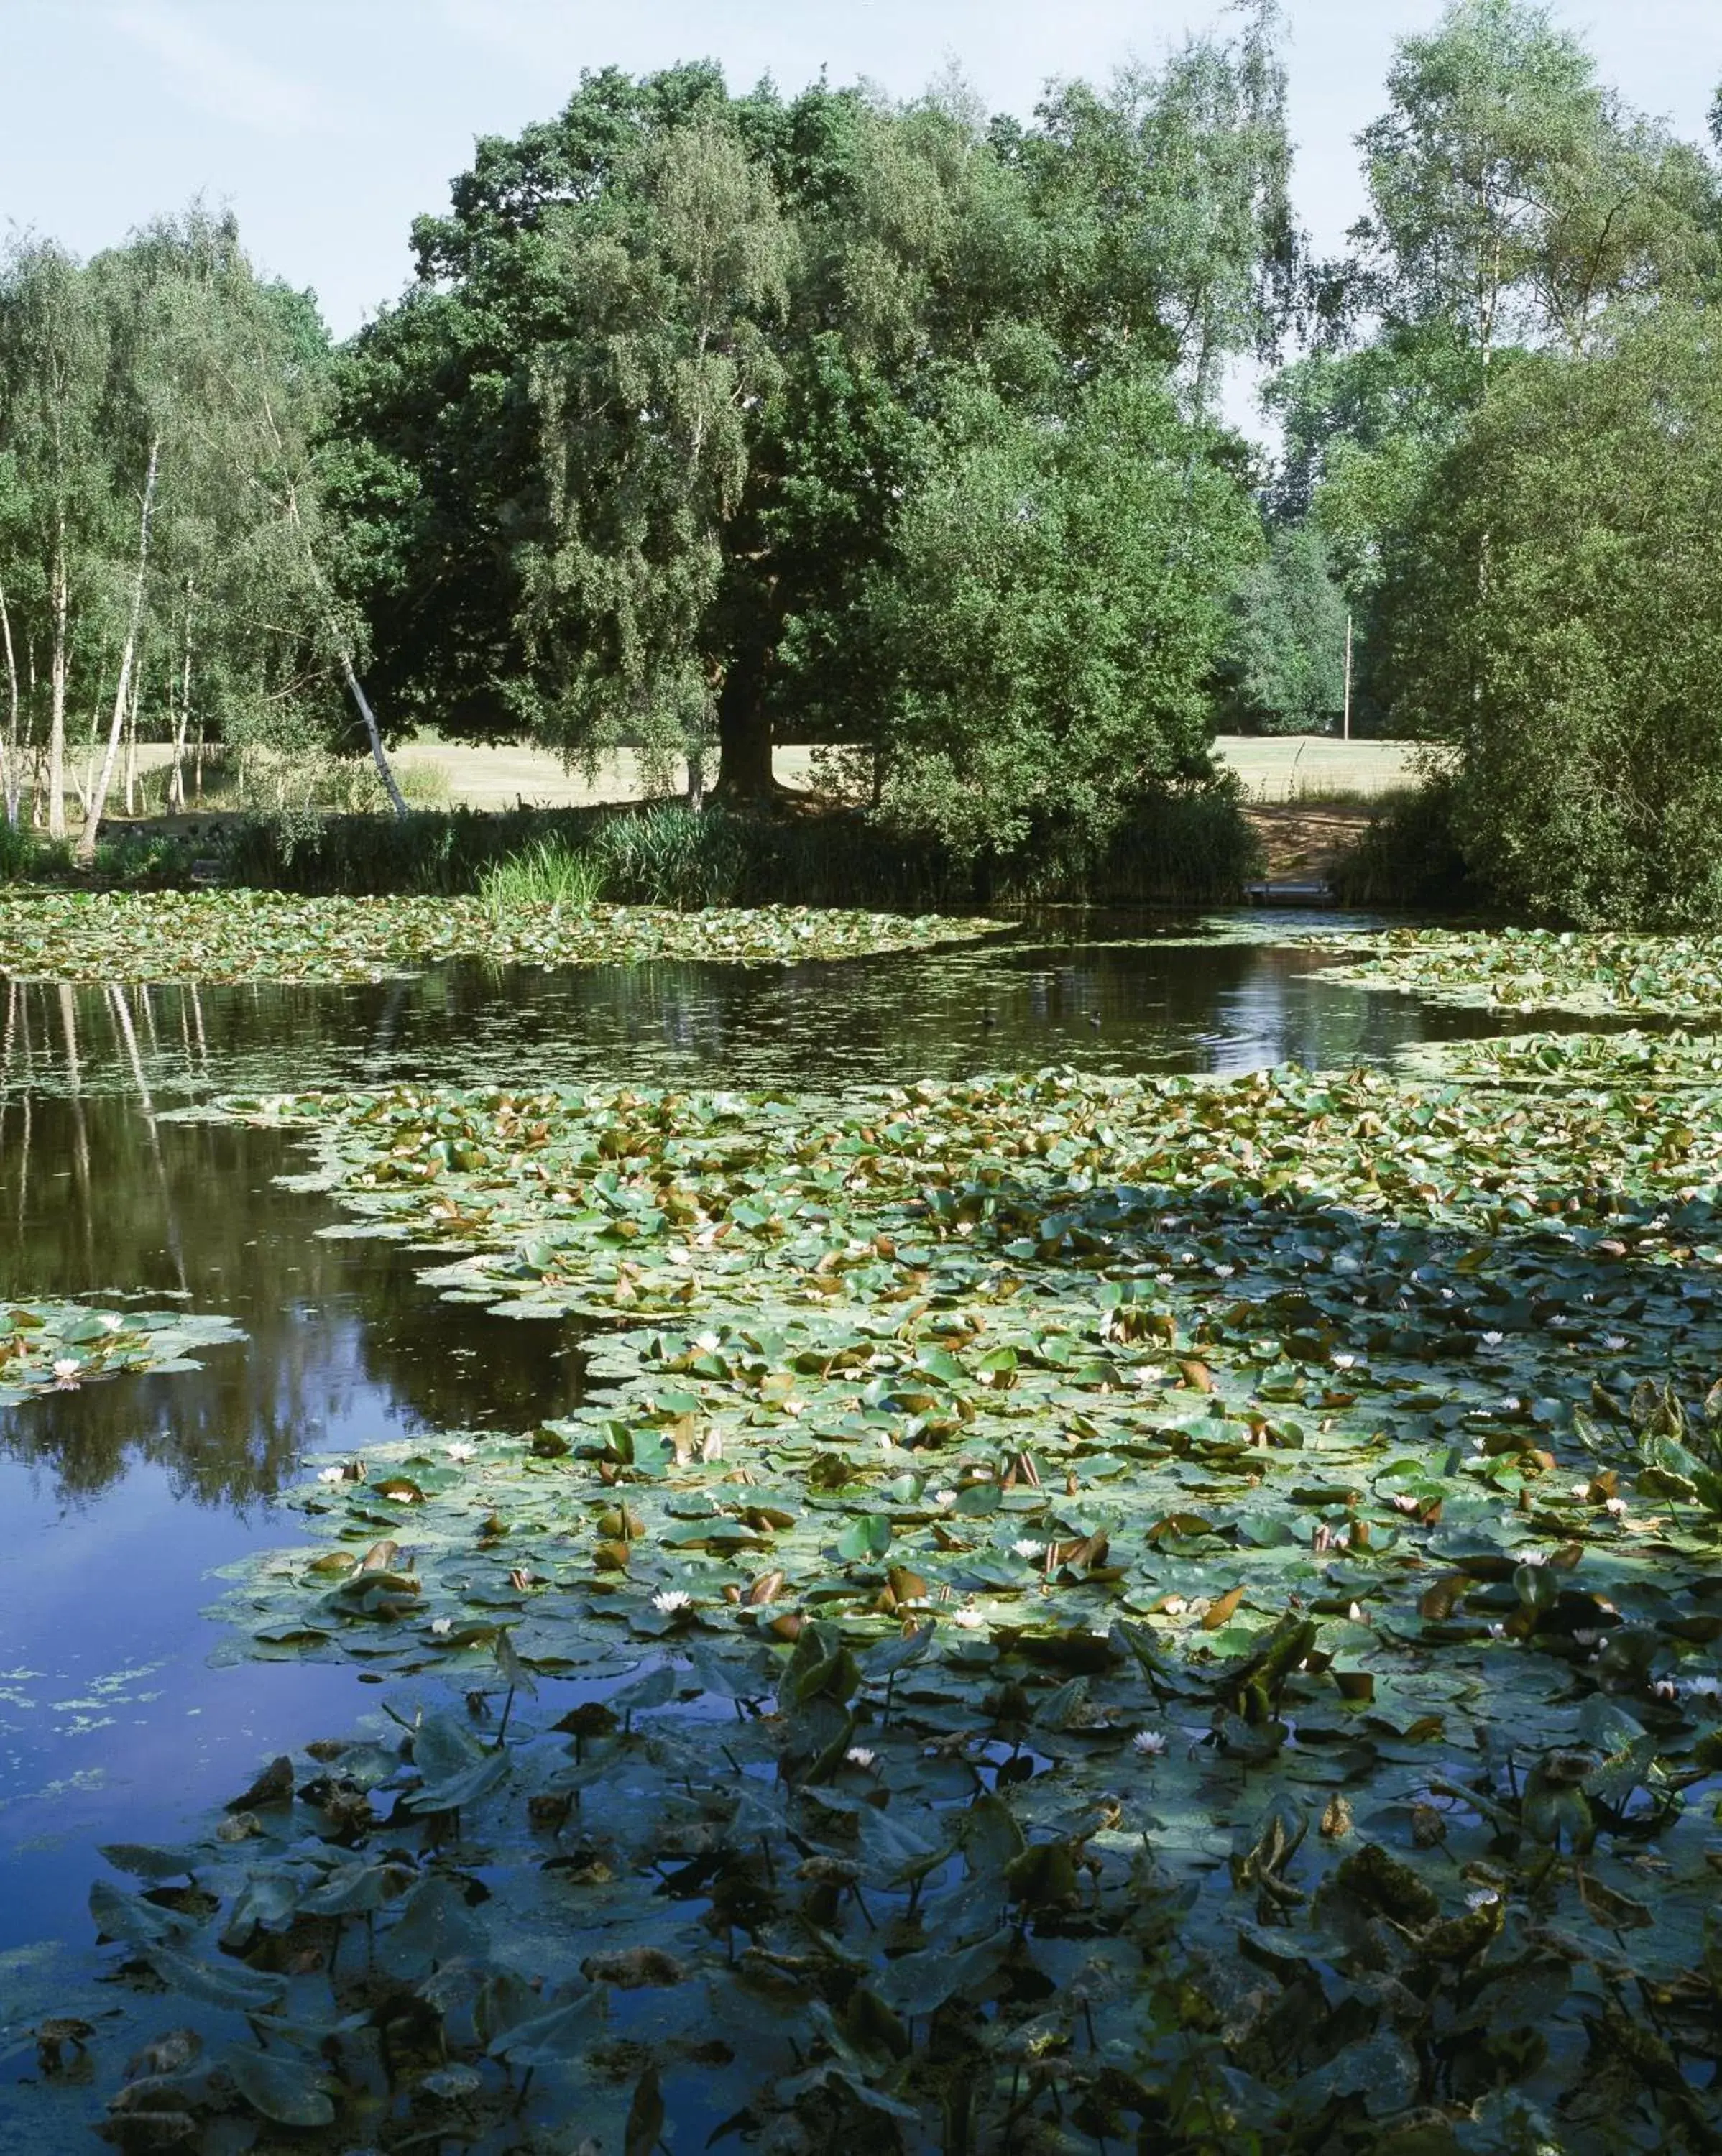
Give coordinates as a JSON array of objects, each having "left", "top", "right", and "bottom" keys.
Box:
[
  {"left": 78, "top": 437, "right": 160, "bottom": 862},
  {"left": 337, "top": 648, "right": 408, "bottom": 817},
  {"left": 47, "top": 525, "right": 68, "bottom": 839},
  {"left": 167, "top": 582, "right": 193, "bottom": 814},
  {"left": 124, "top": 654, "right": 140, "bottom": 815},
  {"left": 0, "top": 574, "right": 20, "bottom": 827}
]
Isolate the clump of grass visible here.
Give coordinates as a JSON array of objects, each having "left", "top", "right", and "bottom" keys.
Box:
[
  {"left": 0, "top": 822, "right": 75, "bottom": 883},
  {"left": 0, "top": 820, "right": 39, "bottom": 882},
  {"left": 587, "top": 803, "right": 750, "bottom": 908},
  {"left": 478, "top": 838, "right": 606, "bottom": 914},
  {"left": 1330, "top": 778, "right": 1478, "bottom": 910}
]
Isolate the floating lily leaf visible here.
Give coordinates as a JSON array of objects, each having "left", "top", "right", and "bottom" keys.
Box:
[
  {"left": 144, "top": 1945, "right": 287, "bottom": 2011},
  {"left": 224, "top": 2046, "right": 336, "bottom": 2127},
  {"left": 0, "top": 890, "right": 1005, "bottom": 987}
]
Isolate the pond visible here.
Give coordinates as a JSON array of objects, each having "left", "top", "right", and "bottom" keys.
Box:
[
  {"left": 0, "top": 921, "right": 1484, "bottom": 1943},
  {"left": 3, "top": 907, "right": 1672, "bottom": 2152}
]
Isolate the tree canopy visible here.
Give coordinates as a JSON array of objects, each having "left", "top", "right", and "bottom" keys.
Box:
[
  {"left": 334, "top": 20, "right": 1293, "bottom": 821},
  {"left": 1376, "top": 305, "right": 1722, "bottom": 924}
]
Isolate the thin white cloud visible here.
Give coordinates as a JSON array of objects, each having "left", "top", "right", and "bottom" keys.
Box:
[{"left": 109, "top": 1, "right": 343, "bottom": 139}]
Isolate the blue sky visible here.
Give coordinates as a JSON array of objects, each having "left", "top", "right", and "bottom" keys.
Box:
[{"left": 4, "top": 0, "right": 1718, "bottom": 352}]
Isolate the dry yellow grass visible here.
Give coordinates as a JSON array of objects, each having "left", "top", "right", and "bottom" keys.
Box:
[
  {"left": 89, "top": 734, "right": 1428, "bottom": 816},
  {"left": 1212, "top": 734, "right": 1432, "bottom": 802},
  {"left": 401, "top": 737, "right": 1430, "bottom": 810}
]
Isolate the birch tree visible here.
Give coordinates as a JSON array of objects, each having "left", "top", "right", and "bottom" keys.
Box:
[{"left": 0, "top": 242, "right": 111, "bottom": 837}]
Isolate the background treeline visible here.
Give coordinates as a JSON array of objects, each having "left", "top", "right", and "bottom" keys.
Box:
[{"left": 6, "top": 0, "right": 1722, "bottom": 920}]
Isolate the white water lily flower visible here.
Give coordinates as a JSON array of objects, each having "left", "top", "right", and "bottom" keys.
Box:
[
  {"left": 101, "top": 1313, "right": 124, "bottom": 1332},
  {"left": 1604, "top": 1496, "right": 1630, "bottom": 1516},
  {"left": 1212, "top": 1263, "right": 1235, "bottom": 1279},
  {"left": 316, "top": 1465, "right": 346, "bottom": 1485},
  {"left": 1331, "top": 1353, "right": 1356, "bottom": 1370},
  {"left": 844, "top": 1746, "right": 878, "bottom": 1769},
  {"left": 1131, "top": 1729, "right": 1166, "bottom": 1756},
  {"left": 1465, "top": 1887, "right": 1502, "bottom": 1911},
  {"left": 445, "top": 1442, "right": 476, "bottom": 1464},
  {"left": 1570, "top": 1483, "right": 1592, "bottom": 1501},
  {"left": 952, "top": 1607, "right": 987, "bottom": 1630},
  {"left": 1603, "top": 1335, "right": 1628, "bottom": 1351},
  {"left": 931, "top": 1489, "right": 958, "bottom": 1509},
  {"left": 51, "top": 1358, "right": 80, "bottom": 1386},
  {"left": 1480, "top": 1331, "right": 1504, "bottom": 1347},
  {"left": 1012, "top": 1539, "right": 1046, "bottom": 1561},
  {"left": 652, "top": 1590, "right": 693, "bottom": 1614},
  {"left": 1681, "top": 1674, "right": 1722, "bottom": 1706},
  {"left": 430, "top": 1618, "right": 453, "bottom": 1636}
]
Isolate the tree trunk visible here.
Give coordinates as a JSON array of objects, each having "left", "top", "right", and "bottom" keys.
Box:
[
  {"left": 168, "top": 584, "right": 193, "bottom": 814},
  {"left": 270, "top": 460, "right": 409, "bottom": 821},
  {"left": 79, "top": 438, "right": 160, "bottom": 862},
  {"left": 124, "top": 653, "right": 140, "bottom": 815},
  {"left": 0, "top": 574, "right": 20, "bottom": 827},
  {"left": 338, "top": 650, "right": 409, "bottom": 817},
  {"left": 47, "top": 526, "right": 68, "bottom": 839},
  {"left": 712, "top": 650, "right": 775, "bottom": 800}
]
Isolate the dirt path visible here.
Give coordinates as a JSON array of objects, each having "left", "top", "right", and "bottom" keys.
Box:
[{"left": 1244, "top": 800, "right": 1379, "bottom": 881}]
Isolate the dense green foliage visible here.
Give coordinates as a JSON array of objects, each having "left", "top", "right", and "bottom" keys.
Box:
[
  {"left": 336, "top": 27, "right": 1291, "bottom": 836},
  {"left": 183, "top": 794, "right": 1262, "bottom": 908},
  {"left": 1217, "top": 522, "right": 1349, "bottom": 736},
  {"left": 1261, "top": 0, "right": 1722, "bottom": 901},
  {"left": 10, "top": 3, "right": 1722, "bottom": 911},
  {"left": 0, "top": 212, "right": 402, "bottom": 845},
  {"left": 1373, "top": 308, "right": 1722, "bottom": 924}
]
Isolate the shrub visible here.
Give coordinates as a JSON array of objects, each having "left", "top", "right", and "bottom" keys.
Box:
[
  {"left": 1330, "top": 778, "right": 1478, "bottom": 910},
  {"left": 216, "top": 786, "right": 1261, "bottom": 910},
  {"left": 1378, "top": 306, "right": 1722, "bottom": 926}
]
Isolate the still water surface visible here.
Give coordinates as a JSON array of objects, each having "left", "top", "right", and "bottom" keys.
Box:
[{"left": 0, "top": 913, "right": 1521, "bottom": 1968}]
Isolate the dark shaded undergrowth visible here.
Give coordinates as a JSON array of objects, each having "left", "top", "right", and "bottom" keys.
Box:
[{"left": 1, "top": 787, "right": 1263, "bottom": 911}]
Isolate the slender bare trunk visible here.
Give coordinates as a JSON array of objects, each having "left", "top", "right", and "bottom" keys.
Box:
[
  {"left": 0, "top": 573, "right": 19, "bottom": 826},
  {"left": 168, "top": 580, "right": 193, "bottom": 813},
  {"left": 47, "top": 521, "right": 68, "bottom": 839},
  {"left": 79, "top": 437, "right": 160, "bottom": 861},
  {"left": 272, "top": 453, "right": 405, "bottom": 817},
  {"left": 337, "top": 648, "right": 408, "bottom": 816},
  {"left": 247, "top": 362, "right": 408, "bottom": 823},
  {"left": 124, "top": 653, "right": 140, "bottom": 816}
]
